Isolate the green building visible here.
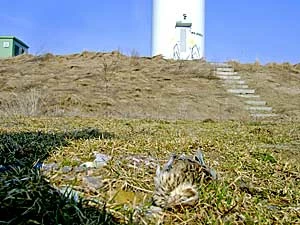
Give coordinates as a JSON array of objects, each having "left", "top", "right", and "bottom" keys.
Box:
[{"left": 0, "top": 36, "right": 29, "bottom": 58}]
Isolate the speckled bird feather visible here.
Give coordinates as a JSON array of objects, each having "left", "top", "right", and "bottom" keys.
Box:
[{"left": 153, "top": 150, "right": 217, "bottom": 209}]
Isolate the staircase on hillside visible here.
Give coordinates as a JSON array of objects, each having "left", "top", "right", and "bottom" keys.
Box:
[{"left": 212, "top": 63, "right": 277, "bottom": 119}]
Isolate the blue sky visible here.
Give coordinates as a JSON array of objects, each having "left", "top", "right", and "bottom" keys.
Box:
[{"left": 1, "top": 0, "right": 299, "bottom": 63}]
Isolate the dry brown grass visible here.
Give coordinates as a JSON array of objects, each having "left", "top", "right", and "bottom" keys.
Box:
[{"left": 0, "top": 51, "right": 249, "bottom": 120}]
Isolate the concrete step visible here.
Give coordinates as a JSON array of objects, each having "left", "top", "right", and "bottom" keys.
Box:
[
  {"left": 245, "top": 100, "right": 267, "bottom": 106},
  {"left": 246, "top": 106, "right": 273, "bottom": 111},
  {"left": 225, "top": 84, "right": 249, "bottom": 89},
  {"left": 250, "top": 113, "right": 278, "bottom": 118},
  {"left": 211, "top": 62, "right": 232, "bottom": 67},
  {"left": 237, "top": 94, "right": 260, "bottom": 98},
  {"left": 228, "top": 89, "right": 255, "bottom": 94},
  {"left": 223, "top": 80, "right": 246, "bottom": 84},
  {"left": 216, "top": 71, "right": 238, "bottom": 76},
  {"left": 216, "top": 67, "right": 234, "bottom": 72},
  {"left": 217, "top": 75, "right": 241, "bottom": 80}
]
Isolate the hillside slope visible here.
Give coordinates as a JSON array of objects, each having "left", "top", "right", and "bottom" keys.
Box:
[
  {"left": 229, "top": 61, "right": 300, "bottom": 121},
  {"left": 0, "top": 51, "right": 299, "bottom": 121}
]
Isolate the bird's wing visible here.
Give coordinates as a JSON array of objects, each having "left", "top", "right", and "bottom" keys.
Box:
[
  {"left": 162, "top": 153, "right": 177, "bottom": 172},
  {"left": 194, "top": 149, "right": 206, "bottom": 166}
]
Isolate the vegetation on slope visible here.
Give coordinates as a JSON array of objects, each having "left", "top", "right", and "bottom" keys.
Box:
[{"left": 0, "top": 52, "right": 249, "bottom": 120}]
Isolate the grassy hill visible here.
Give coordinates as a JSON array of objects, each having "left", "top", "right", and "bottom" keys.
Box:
[{"left": 1, "top": 51, "right": 299, "bottom": 121}]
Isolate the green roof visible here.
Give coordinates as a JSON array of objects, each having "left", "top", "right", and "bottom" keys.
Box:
[{"left": 0, "top": 36, "right": 29, "bottom": 48}]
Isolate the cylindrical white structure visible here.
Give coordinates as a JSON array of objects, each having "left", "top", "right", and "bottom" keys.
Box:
[{"left": 152, "top": 0, "right": 205, "bottom": 60}]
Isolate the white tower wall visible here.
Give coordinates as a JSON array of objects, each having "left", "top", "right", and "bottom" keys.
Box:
[{"left": 152, "top": 0, "right": 205, "bottom": 60}]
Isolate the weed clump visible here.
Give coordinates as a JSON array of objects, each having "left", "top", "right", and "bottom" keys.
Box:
[{"left": 0, "top": 167, "right": 117, "bottom": 225}]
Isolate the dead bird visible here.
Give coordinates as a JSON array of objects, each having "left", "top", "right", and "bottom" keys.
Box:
[{"left": 152, "top": 149, "right": 217, "bottom": 209}]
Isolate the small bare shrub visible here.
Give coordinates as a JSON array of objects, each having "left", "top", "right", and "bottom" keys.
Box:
[
  {"left": 0, "top": 88, "right": 44, "bottom": 117},
  {"left": 130, "top": 49, "right": 140, "bottom": 66}
]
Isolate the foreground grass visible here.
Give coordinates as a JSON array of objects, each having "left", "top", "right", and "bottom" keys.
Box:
[
  {"left": 0, "top": 167, "right": 117, "bottom": 225},
  {"left": 0, "top": 117, "right": 299, "bottom": 224}
]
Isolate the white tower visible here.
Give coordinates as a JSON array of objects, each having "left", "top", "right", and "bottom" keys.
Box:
[{"left": 152, "top": 0, "right": 205, "bottom": 60}]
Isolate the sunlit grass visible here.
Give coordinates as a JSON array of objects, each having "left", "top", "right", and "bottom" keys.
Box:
[{"left": 0, "top": 117, "right": 299, "bottom": 224}]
